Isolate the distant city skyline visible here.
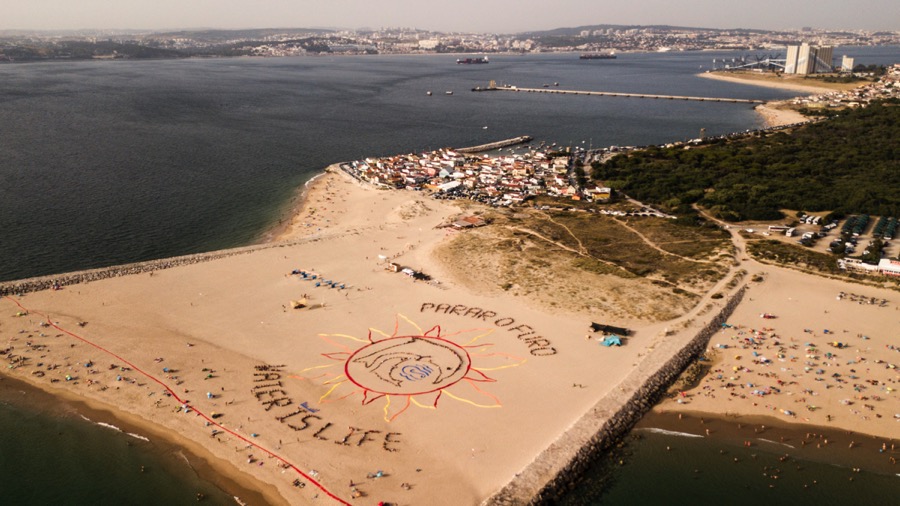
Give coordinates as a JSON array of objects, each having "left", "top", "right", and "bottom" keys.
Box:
[{"left": 4, "top": 0, "right": 898, "bottom": 33}]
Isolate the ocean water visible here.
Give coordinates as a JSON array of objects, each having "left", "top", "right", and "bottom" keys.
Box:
[
  {"left": 562, "top": 425, "right": 899, "bottom": 506},
  {"left": 1, "top": 46, "right": 899, "bottom": 503},
  {"left": 0, "top": 377, "right": 246, "bottom": 505},
  {"left": 0, "top": 50, "right": 803, "bottom": 282}
]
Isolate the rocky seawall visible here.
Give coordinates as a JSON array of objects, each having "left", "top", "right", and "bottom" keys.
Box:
[
  {"left": 484, "top": 286, "right": 747, "bottom": 505},
  {"left": 0, "top": 239, "right": 311, "bottom": 297}
]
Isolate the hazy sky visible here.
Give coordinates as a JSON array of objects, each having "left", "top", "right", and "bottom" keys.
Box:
[{"left": 5, "top": 0, "right": 898, "bottom": 33}]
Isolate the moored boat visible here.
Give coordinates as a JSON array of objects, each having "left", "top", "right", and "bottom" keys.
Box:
[
  {"left": 579, "top": 52, "right": 616, "bottom": 60},
  {"left": 457, "top": 56, "right": 489, "bottom": 64}
]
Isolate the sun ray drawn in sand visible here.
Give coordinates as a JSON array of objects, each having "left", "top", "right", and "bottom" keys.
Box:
[{"left": 295, "top": 314, "right": 526, "bottom": 422}]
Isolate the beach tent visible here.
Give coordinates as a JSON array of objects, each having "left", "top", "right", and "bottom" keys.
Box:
[
  {"left": 600, "top": 335, "right": 622, "bottom": 347},
  {"left": 590, "top": 323, "right": 631, "bottom": 335},
  {"left": 291, "top": 298, "right": 308, "bottom": 309}
]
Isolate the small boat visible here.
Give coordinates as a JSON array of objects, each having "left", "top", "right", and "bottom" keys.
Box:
[
  {"left": 445, "top": 91, "right": 453, "bottom": 95},
  {"left": 580, "top": 52, "right": 616, "bottom": 60},
  {"left": 426, "top": 91, "right": 432, "bottom": 96}
]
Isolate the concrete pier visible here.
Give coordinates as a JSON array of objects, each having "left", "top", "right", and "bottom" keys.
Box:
[
  {"left": 456, "top": 135, "right": 534, "bottom": 153},
  {"left": 476, "top": 86, "right": 764, "bottom": 104}
]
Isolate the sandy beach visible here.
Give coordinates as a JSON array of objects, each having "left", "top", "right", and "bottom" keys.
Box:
[
  {"left": 698, "top": 71, "right": 840, "bottom": 94},
  {"left": 656, "top": 264, "right": 899, "bottom": 438},
  {"left": 653, "top": 218, "right": 899, "bottom": 470},
  {"left": 2, "top": 162, "right": 897, "bottom": 504},
  {"left": 752, "top": 102, "right": 809, "bottom": 128},
  {"left": 699, "top": 71, "right": 841, "bottom": 127},
  {"left": 0, "top": 167, "right": 708, "bottom": 505}
]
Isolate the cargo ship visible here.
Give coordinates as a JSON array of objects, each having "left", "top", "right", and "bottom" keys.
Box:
[
  {"left": 457, "top": 56, "right": 489, "bottom": 64},
  {"left": 579, "top": 53, "right": 616, "bottom": 60}
]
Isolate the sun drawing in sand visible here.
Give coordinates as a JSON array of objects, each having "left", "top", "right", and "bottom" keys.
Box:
[{"left": 296, "top": 315, "right": 526, "bottom": 422}]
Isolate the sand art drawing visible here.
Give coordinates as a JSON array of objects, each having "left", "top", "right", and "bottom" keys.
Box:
[{"left": 297, "top": 314, "right": 526, "bottom": 422}]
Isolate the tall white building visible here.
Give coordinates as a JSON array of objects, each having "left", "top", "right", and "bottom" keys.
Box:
[
  {"left": 841, "top": 55, "right": 855, "bottom": 72},
  {"left": 784, "top": 43, "right": 834, "bottom": 74}
]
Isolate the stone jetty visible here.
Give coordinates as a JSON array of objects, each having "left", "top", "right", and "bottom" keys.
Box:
[
  {"left": 456, "top": 136, "right": 534, "bottom": 153},
  {"left": 484, "top": 286, "right": 747, "bottom": 505}
]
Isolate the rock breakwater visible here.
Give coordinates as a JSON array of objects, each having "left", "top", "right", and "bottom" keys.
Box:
[{"left": 484, "top": 286, "right": 747, "bottom": 505}]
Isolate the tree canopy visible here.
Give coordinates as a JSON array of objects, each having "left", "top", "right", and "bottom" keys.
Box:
[{"left": 591, "top": 102, "right": 900, "bottom": 221}]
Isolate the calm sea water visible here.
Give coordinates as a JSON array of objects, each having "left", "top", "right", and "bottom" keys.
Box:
[
  {"left": 562, "top": 427, "right": 899, "bottom": 506},
  {"left": 1, "top": 46, "right": 898, "bottom": 503},
  {"left": 0, "top": 377, "right": 243, "bottom": 505},
  {"left": 0, "top": 50, "right": 802, "bottom": 282}
]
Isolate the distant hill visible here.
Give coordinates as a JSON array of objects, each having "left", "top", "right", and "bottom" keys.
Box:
[
  {"left": 147, "top": 28, "right": 335, "bottom": 43},
  {"left": 519, "top": 24, "right": 774, "bottom": 37},
  {"left": 0, "top": 40, "right": 183, "bottom": 62}
]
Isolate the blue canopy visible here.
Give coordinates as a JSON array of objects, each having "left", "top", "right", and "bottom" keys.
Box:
[{"left": 601, "top": 335, "right": 622, "bottom": 347}]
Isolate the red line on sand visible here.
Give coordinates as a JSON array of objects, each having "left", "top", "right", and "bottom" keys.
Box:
[{"left": 4, "top": 296, "right": 350, "bottom": 506}]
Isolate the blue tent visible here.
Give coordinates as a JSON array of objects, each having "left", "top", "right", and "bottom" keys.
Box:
[{"left": 601, "top": 335, "right": 622, "bottom": 347}]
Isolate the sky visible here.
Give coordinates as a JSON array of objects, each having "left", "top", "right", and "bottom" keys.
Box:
[{"left": 4, "top": 0, "right": 898, "bottom": 33}]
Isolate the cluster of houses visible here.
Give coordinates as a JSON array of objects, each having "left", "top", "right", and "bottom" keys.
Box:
[
  {"left": 790, "top": 63, "right": 900, "bottom": 109},
  {"left": 340, "top": 148, "right": 612, "bottom": 207}
]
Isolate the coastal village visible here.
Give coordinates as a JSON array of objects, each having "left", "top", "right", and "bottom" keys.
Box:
[
  {"left": 340, "top": 64, "right": 900, "bottom": 213},
  {"left": 784, "top": 62, "right": 900, "bottom": 108},
  {"left": 341, "top": 148, "right": 613, "bottom": 208}
]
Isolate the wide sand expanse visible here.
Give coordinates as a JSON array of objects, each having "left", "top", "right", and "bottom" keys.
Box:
[
  {"left": 656, "top": 218, "right": 899, "bottom": 463},
  {"left": 1, "top": 168, "right": 693, "bottom": 505},
  {"left": 659, "top": 264, "right": 899, "bottom": 437},
  {"left": 3, "top": 165, "right": 897, "bottom": 503}
]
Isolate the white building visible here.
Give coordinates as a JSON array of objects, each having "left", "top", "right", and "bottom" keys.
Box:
[
  {"left": 840, "top": 258, "right": 900, "bottom": 277},
  {"left": 418, "top": 39, "right": 440, "bottom": 50},
  {"left": 784, "top": 43, "right": 834, "bottom": 74},
  {"left": 841, "top": 55, "right": 855, "bottom": 73},
  {"left": 878, "top": 258, "right": 900, "bottom": 277}
]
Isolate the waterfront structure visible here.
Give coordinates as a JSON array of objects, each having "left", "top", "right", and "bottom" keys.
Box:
[{"left": 784, "top": 43, "right": 834, "bottom": 74}]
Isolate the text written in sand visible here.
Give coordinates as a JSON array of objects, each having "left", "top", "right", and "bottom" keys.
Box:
[
  {"left": 420, "top": 303, "right": 557, "bottom": 356},
  {"left": 253, "top": 365, "right": 402, "bottom": 451}
]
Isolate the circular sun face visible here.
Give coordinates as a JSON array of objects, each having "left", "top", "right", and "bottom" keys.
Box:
[
  {"left": 345, "top": 336, "right": 471, "bottom": 395},
  {"left": 297, "top": 317, "right": 527, "bottom": 422}
]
